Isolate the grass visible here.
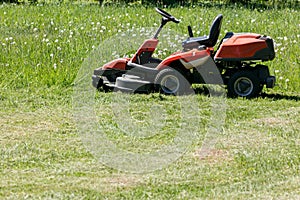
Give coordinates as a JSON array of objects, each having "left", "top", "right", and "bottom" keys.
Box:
[{"left": 0, "top": 3, "right": 300, "bottom": 199}]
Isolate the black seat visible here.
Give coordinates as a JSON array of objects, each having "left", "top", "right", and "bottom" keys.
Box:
[{"left": 182, "top": 14, "right": 223, "bottom": 49}]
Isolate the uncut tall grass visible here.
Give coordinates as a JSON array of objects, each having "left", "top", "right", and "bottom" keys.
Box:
[{"left": 0, "top": 4, "right": 299, "bottom": 94}]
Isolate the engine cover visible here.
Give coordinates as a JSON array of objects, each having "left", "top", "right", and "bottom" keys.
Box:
[{"left": 214, "top": 33, "right": 275, "bottom": 62}]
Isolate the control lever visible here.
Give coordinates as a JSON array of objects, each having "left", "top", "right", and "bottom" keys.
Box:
[{"left": 188, "top": 25, "right": 194, "bottom": 37}]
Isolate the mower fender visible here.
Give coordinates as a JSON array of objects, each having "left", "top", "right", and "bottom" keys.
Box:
[
  {"left": 102, "top": 58, "right": 130, "bottom": 71},
  {"left": 156, "top": 49, "right": 210, "bottom": 70}
]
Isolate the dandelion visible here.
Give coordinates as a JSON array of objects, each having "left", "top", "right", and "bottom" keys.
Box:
[
  {"left": 280, "top": 47, "right": 285, "bottom": 51},
  {"left": 279, "top": 76, "right": 283, "bottom": 80},
  {"left": 50, "top": 53, "right": 54, "bottom": 58},
  {"left": 57, "top": 46, "right": 61, "bottom": 51},
  {"left": 55, "top": 39, "right": 59, "bottom": 43},
  {"left": 53, "top": 63, "right": 57, "bottom": 70},
  {"left": 285, "top": 78, "right": 290, "bottom": 82}
]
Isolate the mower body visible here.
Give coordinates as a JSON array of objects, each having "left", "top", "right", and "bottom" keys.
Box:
[{"left": 92, "top": 9, "right": 276, "bottom": 98}]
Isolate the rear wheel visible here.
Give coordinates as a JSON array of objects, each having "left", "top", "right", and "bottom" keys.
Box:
[
  {"left": 155, "top": 68, "right": 192, "bottom": 95},
  {"left": 227, "top": 70, "right": 261, "bottom": 98}
]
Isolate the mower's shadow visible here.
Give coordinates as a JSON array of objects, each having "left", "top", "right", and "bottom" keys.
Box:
[
  {"left": 192, "top": 85, "right": 300, "bottom": 101},
  {"left": 260, "top": 93, "right": 300, "bottom": 101}
]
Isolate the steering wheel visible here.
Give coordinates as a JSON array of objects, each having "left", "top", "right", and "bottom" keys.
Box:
[{"left": 155, "top": 7, "right": 180, "bottom": 24}]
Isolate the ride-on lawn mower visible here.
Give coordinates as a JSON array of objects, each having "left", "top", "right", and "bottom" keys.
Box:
[{"left": 92, "top": 8, "right": 275, "bottom": 98}]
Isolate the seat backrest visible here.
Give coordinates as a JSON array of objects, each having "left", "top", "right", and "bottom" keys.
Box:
[{"left": 207, "top": 14, "right": 223, "bottom": 47}]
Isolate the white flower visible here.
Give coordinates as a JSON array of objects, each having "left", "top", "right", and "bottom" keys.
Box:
[
  {"left": 285, "top": 79, "right": 289, "bottom": 82},
  {"left": 50, "top": 53, "right": 54, "bottom": 58},
  {"left": 53, "top": 63, "right": 57, "bottom": 69},
  {"left": 274, "top": 70, "right": 280, "bottom": 73}
]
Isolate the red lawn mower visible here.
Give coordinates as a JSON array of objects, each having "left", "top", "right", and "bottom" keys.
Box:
[{"left": 92, "top": 8, "right": 275, "bottom": 98}]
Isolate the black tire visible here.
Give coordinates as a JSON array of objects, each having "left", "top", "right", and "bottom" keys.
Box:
[
  {"left": 154, "top": 68, "right": 192, "bottom": 95},
  {"left": 227, "top": 70, "right": 261, "bottom": 98}
]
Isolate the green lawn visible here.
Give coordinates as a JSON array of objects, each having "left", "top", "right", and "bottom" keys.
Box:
[{"left": 0, "top": 3, "right": 299, "bottom": 199}]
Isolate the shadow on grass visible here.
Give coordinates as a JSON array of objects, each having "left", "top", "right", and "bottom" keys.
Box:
[
  {"left": 261, "top": 93, "right": 300, "bottom": 101},
  {"left": 192, "top": 85, "right": 300, "bottom": 101}
]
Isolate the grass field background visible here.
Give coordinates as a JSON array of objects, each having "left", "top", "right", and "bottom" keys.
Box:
[{"left": 0, "top": 3, "right": 299, "bottom": 199}]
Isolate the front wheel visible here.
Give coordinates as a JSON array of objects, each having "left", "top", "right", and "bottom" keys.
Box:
[
  {"left": 154, "top": 68, "right": 192, "bottom": 95},
  {"left": 227, "top": 70, "right": 262, "bottom": 98}
]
